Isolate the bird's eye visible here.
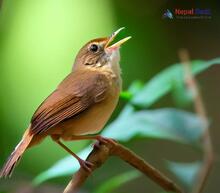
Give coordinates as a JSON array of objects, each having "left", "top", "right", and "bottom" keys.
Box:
[{"left": 89, "top": 44, "right": 99, "bottom": 53}]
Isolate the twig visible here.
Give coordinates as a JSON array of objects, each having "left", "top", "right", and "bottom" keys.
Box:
[
  {"left": 179, "top": 49, "right": 214, "bottom": 193},
  {"left": 64, "top": 142, "right": 183, "bottom": 193}
]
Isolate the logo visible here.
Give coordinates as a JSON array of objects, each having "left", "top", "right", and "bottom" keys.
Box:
[
  {"left": 162, "top": 8, "right": 211, "bottom": 20},
  {"left": 162, "top": 9, "right": 174, "bottom": 19}
]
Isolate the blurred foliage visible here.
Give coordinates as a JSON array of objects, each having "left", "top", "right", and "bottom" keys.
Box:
[
  {"left": 131, "top": 58, "right": 220, "bottom": 107},
  {"left": 166, "top": 161, "right": 202, "bottom": 191},
  {"left": 94, "top": 170, "right": 140, "bottom": 193},
  {"left": 103, "top": 108, "right": 206, "bottom": 144},
  {"left": 33, "top": 57, "right": 220, "bottom": 192}
]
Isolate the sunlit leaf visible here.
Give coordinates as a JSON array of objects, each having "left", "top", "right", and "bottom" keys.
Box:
[
  {"left": 33, "top": 147, "right": 92, "bottom": 185},
  {"left": 120, "top": 91, "right": 133, "bottom": 100},
  {"left": 132, "top": 58, "right": 220, "bottom": 107},
  {"left": 103, "top": 108, "right": 206, "bottom": 145},
  {"left": 171, "top": 77, "right": 193, "bottom": 107},
  {"left": 126, "top": 80, "right": 144, "bottom": 95},
  {"left": 93, "top": 170, "right": 140, "bottom": 193},
  {"left": 120, "top": 80, "right": 144, "bottom": 101},
  {"left": 166, "top": 161, "right": 202, "bottom": 189}
]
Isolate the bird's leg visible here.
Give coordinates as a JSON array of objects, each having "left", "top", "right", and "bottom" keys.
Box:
[
  {"left": 70, "top": 135, "right": 116, "bottom": 144},
  {"left": 69, "top": 135, "right": 117, "bottom": 148},
  {"left": 51, "top": 136, "right": 94, "bottom": 172}
]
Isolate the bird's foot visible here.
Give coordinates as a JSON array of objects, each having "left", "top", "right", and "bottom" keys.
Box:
[
  {"left": 78, "top": 159, "right": 94, "bottom": 173},
  {"left": 95, "top": 136, "right": 117, "bottom": 147},
  {"left": 93, "top": 140, "right": 102, "bottom": 149}
]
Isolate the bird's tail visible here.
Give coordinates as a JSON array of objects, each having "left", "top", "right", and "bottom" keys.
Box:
[{"left": 0, "top": 127, "right": 33, "bottom": 178}]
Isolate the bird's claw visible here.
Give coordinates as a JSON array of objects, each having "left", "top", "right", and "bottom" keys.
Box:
[
  {"left": 96, "top": 136, "right": 117, "bottom": 146},
  {"left": 79, "top": 160, "right": 94, "bottom": 173},
  {"left": 93, "top": 141, "right": 101, "bottom": 149}
]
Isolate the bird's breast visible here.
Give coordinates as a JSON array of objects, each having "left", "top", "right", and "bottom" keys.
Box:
[{"left": 52, "top": 77, "right": 120, "bottom": 140}]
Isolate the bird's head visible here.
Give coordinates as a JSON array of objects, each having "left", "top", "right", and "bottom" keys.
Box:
[{"left": 73, "top": 28, "right": 131, "bottom": 71}]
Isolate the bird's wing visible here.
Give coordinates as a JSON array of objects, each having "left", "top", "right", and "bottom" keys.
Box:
[{"left": 30, "top": 70, "right": 109, "bottom": 135}]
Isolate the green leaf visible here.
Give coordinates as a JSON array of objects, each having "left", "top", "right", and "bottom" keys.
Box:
[
  {"left": 33, "top": 147, "right": 92, "bottom": 185},
  {"left": 126, "top": 80, "right": 144, "bottom": 95},
  {"left": 166, "top": 161, "right": 202, "bottom": 189},
  {"left": 34, "top": 108, "right": 206, "bottom": 184},
  {"left": 120, "top": 91, "right": 133, "bottom": 100},
  {"left": 93, "top": 170, "right": 140, "bottom": 193},
  {"left": 103, "top": 108, "right": 206, "bottom": 145},
  {"left": 171, "top": 77, "right": 193, "bottom": 107},
  {"left": 132, "top": 58, "right": 220, "bottom": 107},
  {"left": 120, "top": 80, "right": 144, "bottom": 101}
]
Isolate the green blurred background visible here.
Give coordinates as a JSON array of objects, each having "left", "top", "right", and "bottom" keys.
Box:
[{"left": 0, "top": 0, "right": 220, "bottom": 192}]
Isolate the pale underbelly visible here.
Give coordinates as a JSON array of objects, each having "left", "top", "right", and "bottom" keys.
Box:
[{"left": 49, "top": 95, "right": 119, "bottom": 141}]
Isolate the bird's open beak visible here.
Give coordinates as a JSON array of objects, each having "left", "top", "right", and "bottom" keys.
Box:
[{"left": 105, "top": 27, "right": 131, "bottom": 50}]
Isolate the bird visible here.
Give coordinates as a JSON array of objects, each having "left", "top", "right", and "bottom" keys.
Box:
[{"left": 0, "top": 28, "right": 131, "bottom": 177}]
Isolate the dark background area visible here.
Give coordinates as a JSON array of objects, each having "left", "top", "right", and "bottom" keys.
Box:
[{"left": 0, "top": 0, "right": 219, "bottom": 192}]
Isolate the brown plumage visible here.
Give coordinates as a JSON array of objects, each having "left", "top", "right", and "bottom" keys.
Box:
[
  {"left": 0, "top": 28, "right": 130, "bottom": 177},
  {"left": 0, "top": 127, "right": 33, "bottom": 177},
  {"left": 31, "top": 71, "right": 110, "bottom": 135}
]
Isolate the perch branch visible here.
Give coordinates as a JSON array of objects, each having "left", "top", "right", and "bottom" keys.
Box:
[
  {"left": 64, "top": 142, "right": 183, "bottom": 193},
  {"left": 179, "top": 49, "right": 214, "bottom": 193}
]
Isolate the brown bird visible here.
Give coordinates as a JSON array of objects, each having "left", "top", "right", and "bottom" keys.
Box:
[{"left": 0, "top": 28, "right": 131, "bottom": 177}]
